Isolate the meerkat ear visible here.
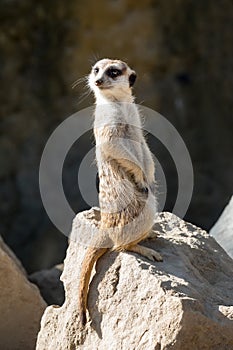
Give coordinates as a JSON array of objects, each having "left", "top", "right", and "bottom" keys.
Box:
[{"left": 129, "top": 72, "right": 137, "bottom": 87}]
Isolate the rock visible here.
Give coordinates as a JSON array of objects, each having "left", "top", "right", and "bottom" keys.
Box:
[
  {"left": 36, "top": 211, "right": 233, "bottom": 350},
  {"left": 210, "top": 196, "right": 233, "bottom": 259},
  {"left": 30, "top": 264, "right": 65, "bottom": 306},
  {"left": 0, "top": 235, "right": 46, "bottom": 350}
]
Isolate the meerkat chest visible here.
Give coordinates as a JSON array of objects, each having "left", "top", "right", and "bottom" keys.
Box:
[{"left": 98, "top": 162, "right": 133, "bottom": 212}]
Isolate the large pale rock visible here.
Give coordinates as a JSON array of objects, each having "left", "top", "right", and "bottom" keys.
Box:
[
  {"left": 210, "top": 196, "right": 233, "bottom": 258},
  {"left": 0, "top": 235, "right": 46, "bottom": 350},
  {"left": 36, "top": 211, "right": 233, "bottom": 350}
]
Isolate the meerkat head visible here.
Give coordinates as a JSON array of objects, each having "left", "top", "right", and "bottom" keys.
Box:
[{"left": 89, "top": 58, "right": 137, "bottom": 103}]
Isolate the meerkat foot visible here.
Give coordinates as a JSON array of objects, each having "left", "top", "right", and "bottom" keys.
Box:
[
  {"left": 147, "top": 229, "right": 158, "bottom": 240},
  {"left": 126, "top": 244, "right": 163, "bottom": 262}
]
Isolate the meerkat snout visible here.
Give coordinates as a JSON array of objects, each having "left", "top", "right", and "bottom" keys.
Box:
[{"left": 95, "top": 78, "right": 104, "bottom": 86}]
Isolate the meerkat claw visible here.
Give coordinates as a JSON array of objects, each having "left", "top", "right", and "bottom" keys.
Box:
[
  {"left": 144, "top": 249, "right": 163, "bottom": 262},
  {"left": 127, "top": 244, "right": 163, "bottom": 262},
  {"left": 147, "top": 229, "right": 158, "bottom": 240}
]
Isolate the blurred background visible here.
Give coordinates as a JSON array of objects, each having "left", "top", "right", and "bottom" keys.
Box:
[{"left": 0, "top": 0, "right": 232, "bottom": 273}]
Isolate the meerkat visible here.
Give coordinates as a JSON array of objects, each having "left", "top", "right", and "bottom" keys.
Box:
[{"left": 78, "top": 58, "right": 162, "bottom": 326}]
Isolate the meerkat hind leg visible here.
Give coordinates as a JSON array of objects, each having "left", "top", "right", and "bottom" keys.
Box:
[{"left": 126, "top": 244, "right": 163, "bottom": 262}]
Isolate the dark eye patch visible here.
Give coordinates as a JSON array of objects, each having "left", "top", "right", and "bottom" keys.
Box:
[{"left": 106, "top": 67, "right": 122, "bottom": 78}]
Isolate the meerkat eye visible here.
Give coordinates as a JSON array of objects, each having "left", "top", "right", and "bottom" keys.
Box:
[
  {"left": 107, "top": 68, "right": 122, "bottom": 79},
  {"left": 93, "top": 67, "right": 99, "bottom": 74}
]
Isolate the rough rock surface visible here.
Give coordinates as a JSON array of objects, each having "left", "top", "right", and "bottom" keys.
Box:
[
  {"left": 36, "top": 211, "right": 233, "bottom": 350},
  {"left": 210, "top": 196, "right": 233, "bottom": 259},
  {"left": 0, "top": 236, "right": 46, "bottom": 350},
  {"left": 30, "top": 264, "right": 65, "bottom": 306}
]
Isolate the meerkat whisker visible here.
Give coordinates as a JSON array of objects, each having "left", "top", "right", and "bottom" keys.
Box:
[{"left": 72, "top": 76, "right": 89, "bottom": 89}]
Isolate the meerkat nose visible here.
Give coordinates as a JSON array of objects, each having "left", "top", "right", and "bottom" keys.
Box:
[{"left": 95, "top": 79, "right": 103, "bottom": 86}]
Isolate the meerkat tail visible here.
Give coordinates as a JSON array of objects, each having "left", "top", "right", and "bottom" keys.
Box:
[{"left": 78, "top": 246, "right": 108, "bottom": 326}]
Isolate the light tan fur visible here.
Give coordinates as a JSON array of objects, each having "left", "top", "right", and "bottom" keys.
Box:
[{"left": 78, "top": 59, "right": 162, "bottom": 326}]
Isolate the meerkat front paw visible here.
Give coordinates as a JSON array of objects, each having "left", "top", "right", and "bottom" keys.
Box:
[
  {"left": 137, "top": 185, "right": 149, "bottom": 194},
  {"left": 135, "top": 179, "right": 149, "bottom": 194},
  {"left": 133, "top": 171, "right": 148, "bottom": 192}
]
